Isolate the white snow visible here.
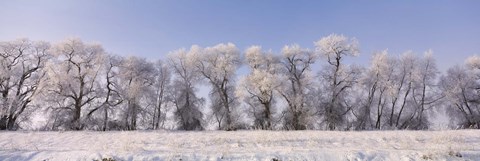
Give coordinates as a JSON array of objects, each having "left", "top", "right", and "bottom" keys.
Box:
[{"left": 1, "top": 130, "right": 479, "bottom": 161}]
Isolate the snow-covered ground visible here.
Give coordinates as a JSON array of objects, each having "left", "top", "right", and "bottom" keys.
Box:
[{"left": 0, "top": 130, "right": 479, "bottom": 161}]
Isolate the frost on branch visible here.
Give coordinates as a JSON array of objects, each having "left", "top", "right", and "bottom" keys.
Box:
[
  {"left": 278, "top": 44, "right": 317, "bottom": 130},
  {"left": 44, "top": 38, "right": 106, "bottom": 130},
  {"left": 197, "top": 43, "right": 243, "bottom": 130},
  {"left": 315, "top": 34, "right": 359, "bottom": 62},
  {"left": 237, "top": 45, "right": 281, "bottom": 130},
  {"left": 314, "top": 34, "right": 360, "bottom": 130},
  {"left": 168, "top": 46, "right": 205, "bottom": 131}
]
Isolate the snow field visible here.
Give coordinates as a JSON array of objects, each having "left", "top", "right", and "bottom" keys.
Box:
[{"left": 0, "top": 130, "right": 479, "bottom": 161}]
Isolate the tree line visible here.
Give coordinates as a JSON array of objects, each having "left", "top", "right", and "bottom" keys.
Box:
[{"left": 0, "top": 34, "right": 479, "bottom": 131}]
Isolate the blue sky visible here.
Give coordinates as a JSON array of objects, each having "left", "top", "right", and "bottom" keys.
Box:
[{"left": 1, "top": 0, "right": 479, "bottom": 72}]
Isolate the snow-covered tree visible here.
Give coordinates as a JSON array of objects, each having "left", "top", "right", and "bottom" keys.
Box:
[
  {"left": 0, "top": 39, "right": 50, "bottom": 130},
  {"left": 117, "top": 56, "right": 156, "bottom": 130},
  {"left": 278, "top": 44, "right": 317, "bottom": 130},
  {"left": 356, "top": 50, "right": 440, "bottom": 130},
  {"left": 78, "top": 55, "right": 170, "bottom": 131},
  {"left": 85, "top": 54, "right": 123, "bottom": 131},
  {"left": 237, "top": 46, "right": 281, "bottom": 130},
  {"left": 376, "top": 51, "right": 424, "bottom": 129},
  {"left": 168, "top": 46, "right": 205, "bottom": 130},
  {"left": 354, "top": 50, "right": 396, "bottom": 130},
  {"left": 1, "top": 36, "right": 476, "bottom": 131},
  {"left": 440, "top": 65, "right": 479, "bottom": 128},
  {"left": 150, "top": 59, "right": 171, "bottom": 130},
  {"left": 406, "top": 50, "right": 440, "bottom": 129},
  {"left": 439, "top": 56, "right": 480, "bottom": 129},
  {"left": 196, "top": 43, "right": 242, "bottom": 130},
  {"left": 314, "top": 34, "right": 360, "bottom": 130},
  {"left": 44, "top": 38, "right": 106, "bottom": 130}
]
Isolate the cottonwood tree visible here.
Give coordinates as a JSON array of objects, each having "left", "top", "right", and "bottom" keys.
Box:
[
  {"left": 314, "top": 34, "right": 360, "bottom": 130},
  {"left": 117, "top": 56, "right": 156, "bottom": 130},
  {"left": 85, "top": 54, "right": 123, "bottom": 131},
  {"left": 440, "top": 65, "right": 479, "bottom": 128},
  {"left": 0, "top": 39, "right": 50, "bottom": 130},
  {"left": 405, "top": 50, "right": 440, "bottom": 129},
  {"left": 355, "top": 50, "right": 440, "bottom": 130},
  {"left": 277, "top": 44, "right": 317, "bottom": 130},
  {"left": 169, "top": 46, "right": 205, "bottom": 130},
  {"left": 150, "top": 60, "right": 171, "bottom": 130},
  {"left": 355, "top": 50, "right": 396, "bottom": 130},
  {"left": 2, "top": 36, "right": 476, "bottom": 131},
  {"left": 383, "top": 52, "right": 418, "bottom": 129},
  {"left": 237, "top": 46, "right": 281, "bottom": 130},
  {"left": 439, "top": 56, "right": 480, "bottom": 129},
  {"left": 196, "top": 43, "right": 242, "bottom": 130},
  {"left": 44, "top": 38, "right": 106, "bottom": 130},
  {"left": 85, "top": 56, "right": 170, "bottom": 131}
]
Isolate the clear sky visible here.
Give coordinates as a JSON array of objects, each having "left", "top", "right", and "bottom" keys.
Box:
[{"left": 1, "top": 0, "right": 479, "bottom": 72}]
